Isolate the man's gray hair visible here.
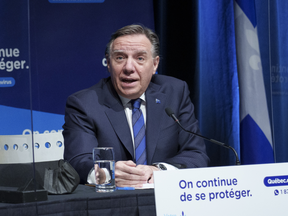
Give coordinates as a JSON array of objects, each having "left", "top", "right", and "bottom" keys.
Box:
[{"left": 105, "top": 24, "right": 160, "bottom": 59}]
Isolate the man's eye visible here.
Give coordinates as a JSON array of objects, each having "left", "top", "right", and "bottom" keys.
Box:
[
  {"left": 138, "top": 57, "right": 144, "bottom": 61},
  {"left": 116, "top": 56, "right": 124, "bottom": 60}
]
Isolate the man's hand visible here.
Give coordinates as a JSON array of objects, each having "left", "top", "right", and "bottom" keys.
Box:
[
  {"left": 135, "top": 164, "right": 159, "bottom": 184},
  {"left": 94, "top": 164, "right": 107, "bottom": 184},
  {"left": 115, "top": 160, "right": 159, "bottom": 187}
]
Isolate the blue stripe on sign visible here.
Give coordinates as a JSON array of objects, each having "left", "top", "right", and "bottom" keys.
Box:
[{"left": 235, "top": 0, "right": 257, "bottom": 28}]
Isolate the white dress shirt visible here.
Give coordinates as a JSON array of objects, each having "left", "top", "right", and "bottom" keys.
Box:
[{"left": 87, "top": 93, "right": 177, "bottom": 184}]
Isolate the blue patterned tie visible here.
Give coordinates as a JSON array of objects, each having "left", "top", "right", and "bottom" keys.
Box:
[{"left": 131, "top": 99, "right": 147, "bottom": 165}]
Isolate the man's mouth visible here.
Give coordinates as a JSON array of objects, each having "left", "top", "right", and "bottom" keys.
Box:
[{"left": 121, "top": 78, "right": 137, "bottom": 83}]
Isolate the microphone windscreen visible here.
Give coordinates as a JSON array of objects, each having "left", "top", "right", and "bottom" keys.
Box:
[{"left": 165, "top": 107, "right": 174, "bottom": 117}]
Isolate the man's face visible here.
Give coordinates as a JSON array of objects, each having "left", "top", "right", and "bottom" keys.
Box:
[{"left": 107, "top": 34, "right": 159, "bottom": 99}]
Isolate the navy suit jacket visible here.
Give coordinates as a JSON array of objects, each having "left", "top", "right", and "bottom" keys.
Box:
[{"left": 63, "top": 75, "right": 209, "bottom": 183}]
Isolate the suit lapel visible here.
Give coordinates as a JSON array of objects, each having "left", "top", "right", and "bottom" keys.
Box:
[
  {"left": 101, "top": 79, "right": 168, "bottom": 164},
  {"left": 103, "top": 81, "right": 134, "bottom": 158},
  {"left": 145, "top": 82, "right": 167, "bottom": 164}
]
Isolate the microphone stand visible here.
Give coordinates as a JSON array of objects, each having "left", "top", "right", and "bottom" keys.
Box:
[{"left": 166, "top": 108, "right": 241, "bottom": 165}]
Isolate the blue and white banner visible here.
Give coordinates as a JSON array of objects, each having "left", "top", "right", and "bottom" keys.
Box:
[
  {"left": 234, "top": 0, "right": 274, "bottom": 164},
  {"left": 0, "top": 0, "right": 154, "bottom": 163},
  {"left": 0, "top": 0, "right": 155, "bottom": 136}
]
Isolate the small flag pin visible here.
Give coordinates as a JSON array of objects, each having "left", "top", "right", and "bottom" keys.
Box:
[{"left": 156, "top": 99, "right": 161, "bottom": 104}]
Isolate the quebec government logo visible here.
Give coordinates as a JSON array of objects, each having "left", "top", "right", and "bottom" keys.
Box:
[{"left": 264, "top": 175, "right": 288, "bottom": 187}]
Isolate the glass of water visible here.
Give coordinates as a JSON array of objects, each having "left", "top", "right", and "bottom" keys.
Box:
[{"left": 93, "top": 147, "right": 115, "bottom": 192}]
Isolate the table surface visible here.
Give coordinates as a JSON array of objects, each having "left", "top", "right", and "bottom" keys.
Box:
[{"left": 0, "top": 184, "right": 156, "bottom": 216}]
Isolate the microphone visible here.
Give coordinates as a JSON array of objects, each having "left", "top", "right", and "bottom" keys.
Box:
[{"left": 165, "top": 107, "right": 241, "bottom": 165}]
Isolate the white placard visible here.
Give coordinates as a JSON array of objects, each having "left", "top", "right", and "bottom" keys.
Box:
[
  {"left": 0, "top": 133, "right": 64, "bottom": 163},
  {"left": 154, "top": 163, "right": 288, "bottom": 216}
]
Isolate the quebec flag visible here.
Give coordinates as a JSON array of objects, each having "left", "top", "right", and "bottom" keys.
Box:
[{"left": 234, "top": 0, "right": 274, "bottom": 164}]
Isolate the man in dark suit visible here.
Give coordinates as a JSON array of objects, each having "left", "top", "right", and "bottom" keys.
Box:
[{"left": 63, "top": 24, "right": 209, "bottom": 187}]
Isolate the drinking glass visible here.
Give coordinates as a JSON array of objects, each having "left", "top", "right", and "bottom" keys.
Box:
[{"left": 93, "top": 147, "right": 115, "bottom": 192}]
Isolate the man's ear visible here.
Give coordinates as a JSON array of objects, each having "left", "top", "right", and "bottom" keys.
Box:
[
  {"left": 153, "top": 56, "right": 160, "bottom": 74},
  {"left": 106, "top": 55, "right": 111, "bottom": 73}
]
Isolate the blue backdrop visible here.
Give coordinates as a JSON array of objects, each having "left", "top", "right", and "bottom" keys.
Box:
[
  {"left": 0, "top": 0, "right": 155, "bottom": 136},
  {"left": 1, "top": 0, "right": 287, "bottom": 165},
  {"left": 254, "top": 0, "right": 288, "bottom": 163},
  {"left": 267, "top": 0, "right": 288, "bottom": 162}
]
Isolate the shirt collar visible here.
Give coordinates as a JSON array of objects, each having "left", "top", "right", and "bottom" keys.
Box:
[{"left": 119, "top": 93, "right": 146, "bottom": 107}]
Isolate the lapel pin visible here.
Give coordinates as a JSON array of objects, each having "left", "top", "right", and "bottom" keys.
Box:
[{"left": 156, "top": 99, "right": 161, "bottom": 104}]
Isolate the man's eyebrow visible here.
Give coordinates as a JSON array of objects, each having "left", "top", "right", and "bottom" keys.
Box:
[
  {"left": 136, "top": 50, "right": 148, "bottom": 55},
  {"left": 112, "top": 50, "right": 148, "bottom": 54},
  {"left": 112, "top": 50, "right": 124, "bottom": 53}
]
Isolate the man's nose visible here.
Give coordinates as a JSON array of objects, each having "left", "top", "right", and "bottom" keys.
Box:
[{"left": 123, "top": 57, "right": 135, "bottom": 73}]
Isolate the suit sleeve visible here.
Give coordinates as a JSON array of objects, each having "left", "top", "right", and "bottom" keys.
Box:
[{"left": 62, "top": 94, "right": 97, "bottom": 184}]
